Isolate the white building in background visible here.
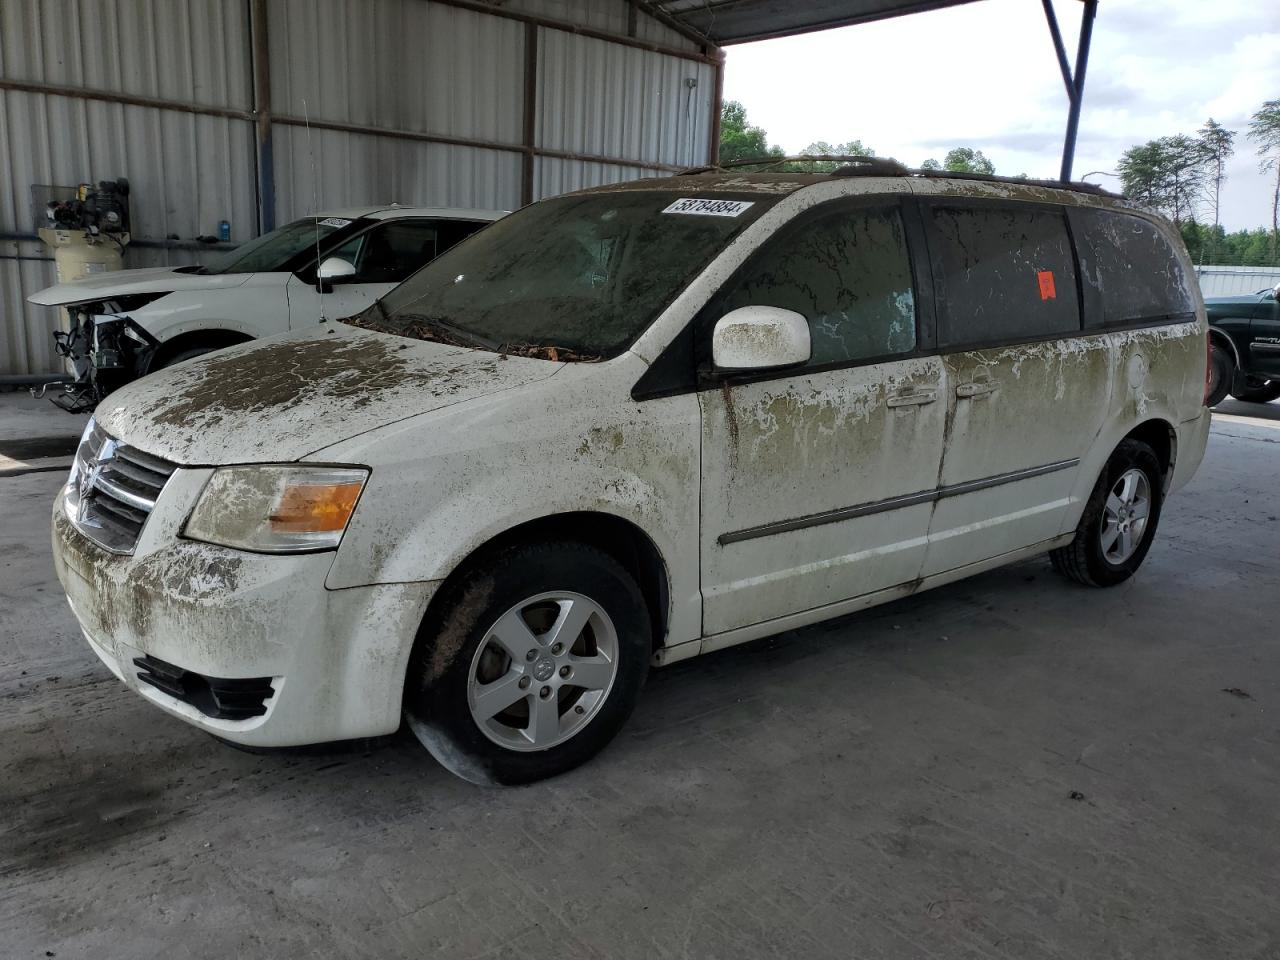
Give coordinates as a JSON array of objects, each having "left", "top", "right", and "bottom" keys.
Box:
[{"left": 1195, "top": 266, "right": 1280, "bottom": 298}]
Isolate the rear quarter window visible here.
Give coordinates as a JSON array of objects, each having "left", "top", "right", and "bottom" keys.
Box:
[
  {"left": 1074, "top": 209, "right": 1196, "bottom": 325},
  {"left": 928, "top": 204, "right": 1082, "bottom": 349}
]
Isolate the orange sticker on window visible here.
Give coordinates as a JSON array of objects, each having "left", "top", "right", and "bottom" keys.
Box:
[{"left": 1037, "top": 270, "right": 1057, "bottom": 301}]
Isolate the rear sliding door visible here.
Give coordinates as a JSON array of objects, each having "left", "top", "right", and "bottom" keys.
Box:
[{"left": 919, "top": 200, "right": 1113, "bottom": 576}]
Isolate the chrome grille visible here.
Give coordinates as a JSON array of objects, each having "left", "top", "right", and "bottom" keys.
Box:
[{"left": 65, "top": 421, "right": 176, "bottom": 554}]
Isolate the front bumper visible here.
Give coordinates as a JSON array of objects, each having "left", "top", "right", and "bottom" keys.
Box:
[{"left": 51, "top": 481, "right": 436, "bottom": 747}]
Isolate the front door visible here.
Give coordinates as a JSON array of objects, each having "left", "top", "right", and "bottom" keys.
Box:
[
  {"left": 698, "top": 201, "right": 947, "bottom": 635},
  {"left": 918, "top": 200, "right": 1109, "bottom": 576},
  {"left": 1248, "top": 291, "right": 1280, "bottom": 378}
]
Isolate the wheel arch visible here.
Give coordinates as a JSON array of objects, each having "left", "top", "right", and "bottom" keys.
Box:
[
  {"left": 146, "top": 328, "right": 254, "bottom": 371},
  {"left": 415, "top": 511, "right": 672, "bottom": 660},
  {"left": 1124, "top": 418, "right": 1177, "bottom": 491},
  {"left": 1208, "top": 325, "right": 1242, "bottom": 370}
]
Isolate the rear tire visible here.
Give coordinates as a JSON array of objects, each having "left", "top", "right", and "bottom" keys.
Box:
[
  {"left": 1050, "top": 439, "right": 1164, "bottom": 588},
  {"left": 404, "top": 540, "right": 651, "bottom": 785},
  {"left": 1206, "top": 342, "right": 1233, "bottom": 407},
  {"left": 1230, "top": 378, "right": 1280, "bottom": 404}
]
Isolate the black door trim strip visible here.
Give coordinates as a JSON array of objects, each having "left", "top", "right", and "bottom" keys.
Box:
[{"left": 718, "top": 458, "right": 1080, "bottom": 546}]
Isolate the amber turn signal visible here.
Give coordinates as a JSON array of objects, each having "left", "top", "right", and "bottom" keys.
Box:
[{"left": 270, "top": 479, "right": 364, "bottom": 533}]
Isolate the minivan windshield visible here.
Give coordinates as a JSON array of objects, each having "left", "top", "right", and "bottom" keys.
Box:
[
  {"left": 196, "top": 217, "right": 354, "bottom": 275},
  {"left": 365, "top": 191, "right": 774, "bottom": 359}
]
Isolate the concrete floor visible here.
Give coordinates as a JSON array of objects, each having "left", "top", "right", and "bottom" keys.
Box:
[{"left": 2, "top": 391, "right": 1279, "bottom": 959}]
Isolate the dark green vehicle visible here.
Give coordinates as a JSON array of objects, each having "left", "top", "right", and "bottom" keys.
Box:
[{"left": 1206, "top": 282, "right": 1280, "bottom": 406}]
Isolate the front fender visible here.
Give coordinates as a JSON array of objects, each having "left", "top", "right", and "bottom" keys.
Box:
[
  {"left": 129, "top": 274, "right": 291, "bottom": 342},
  {"left": 317, "top": 357, "right": 704, "bottom": 648}
]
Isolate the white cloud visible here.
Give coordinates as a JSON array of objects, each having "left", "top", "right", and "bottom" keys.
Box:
[{"left": 722, "top": 0, "right": 1280, "bottom": 231}]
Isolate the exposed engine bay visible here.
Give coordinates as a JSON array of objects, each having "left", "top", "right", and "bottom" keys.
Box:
[{"left": 42, "top": 301, "right": 161, "bottom": 413}]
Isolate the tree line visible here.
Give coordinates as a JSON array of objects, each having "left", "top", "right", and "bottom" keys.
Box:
[
  {"left": 1117, "top": 101, "right": 1280, "bottom": 265},
  {"left": 718, "top": 101, "right": 996, "bottom": 175},
  {"left": 719, "top": 98, "right": 1280, "bottom": 266}
]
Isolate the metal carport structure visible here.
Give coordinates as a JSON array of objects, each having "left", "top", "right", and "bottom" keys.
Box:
[
  {"left": 654, "top": 0, "right": 1100, "bottom": 181},
  {"left": 1, "top": 0, "right": 1101, "bottom": 378}
]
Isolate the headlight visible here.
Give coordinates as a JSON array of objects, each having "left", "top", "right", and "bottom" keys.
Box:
[{"left": 184, "top": 465, "right": 368, "bottom": 553}]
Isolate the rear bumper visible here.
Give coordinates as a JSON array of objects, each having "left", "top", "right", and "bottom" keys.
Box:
[{"left": 52, "top": 498, "right": 436, "bottom": 746}]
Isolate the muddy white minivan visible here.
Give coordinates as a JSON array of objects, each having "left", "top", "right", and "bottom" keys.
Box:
[{"left": 52, "top": 165, "right": 1210, "bottom": 783}]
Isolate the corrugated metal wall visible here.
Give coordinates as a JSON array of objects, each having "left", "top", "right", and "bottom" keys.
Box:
[
  {"left": 536, "top": 29, "right": 714, "bottom": 192},
  {"left": 0, "top": 0, "right": 258, "bottom": 375},
  {"left": 1196, "top": 265, "right": 1280, "bottom": 298},
  {"left": 0, "top": 0, "right": 717, "bottom": 375}
]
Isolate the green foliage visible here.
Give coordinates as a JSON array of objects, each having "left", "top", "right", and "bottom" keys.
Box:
[
  {"left": 718, "top": 100, "right": 783, "bottom": 165},
  {"left": 1248, "top": 99, "right": 1280, "bottom": 258},
  {"left": 717, "top": 103, "right": 879, "bottom": 172},
  {"left": 1117, "top": 134, "right": 1209, "bottom": 225},
  {"left": 1179, "top": 221, "right": 1280, "bottom": 267},
  {"left": 942, "top": 147, "right": 995, "bottom": 175},
  {"left": 1248, "top": 99, "right": 1280, "bottom": 160},
  {"left": 797, "top": 140, "right": 876, "bottom": 172},
  {"left": 1198, "top": 118, "right": 1235, "bottom": 231}
]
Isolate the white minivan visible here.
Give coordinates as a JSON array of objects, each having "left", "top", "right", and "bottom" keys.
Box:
[
  {"left": 28, "top": 205, "right": 503, "bottom": 411},
  {"left": 51, "top": 167, "right": 1211, "bottom": 784}
]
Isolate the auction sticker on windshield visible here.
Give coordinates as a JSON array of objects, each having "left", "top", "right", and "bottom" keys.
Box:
[
  {"left": 318, "top": 217, "right": 352, "bottom": 228},
  {"left": 662, "top": 198, "right": 755, "bottom": 217}
]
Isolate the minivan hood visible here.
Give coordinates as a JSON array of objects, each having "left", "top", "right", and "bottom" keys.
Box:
[
  {"left": 26, "top": 265, "right": 252, "bottom": 306},
  {"left": 93, "top": 325, "right": 562, "bottom": 465}
]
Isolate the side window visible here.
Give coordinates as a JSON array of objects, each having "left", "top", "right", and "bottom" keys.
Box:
[
  {"left": 718, "top": 205, "right": 917, "bottom": 366},
  {"left": 350, "top": 221, "right": 442, "bottom": 284},
  {"left": 435, "top": 219, "right": 488, "bottom": 254},
  {"left": 1075, "top": 210, "right": 1195, "bottom": 325},
  {"left": 929, "top": 204, "right": 1081, "bottom": 348}
]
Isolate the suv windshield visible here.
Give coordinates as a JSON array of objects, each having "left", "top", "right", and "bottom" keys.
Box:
[
  {"left": 365, "top": 191, "right": 774, "bottom": 359},
  {"left": 196, "top": 217, "right": 355, "bottom": 275}
]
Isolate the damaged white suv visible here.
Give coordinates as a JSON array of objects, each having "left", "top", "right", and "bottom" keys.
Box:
[{"left": 52, "top": 165, "right": 1211, "bottom": 784}]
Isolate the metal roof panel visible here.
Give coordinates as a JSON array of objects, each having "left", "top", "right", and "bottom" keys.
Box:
[{"left": 653, "top": 0, "right": 982, "bottom": 44}]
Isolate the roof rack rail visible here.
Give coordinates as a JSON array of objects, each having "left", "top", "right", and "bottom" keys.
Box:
[
  {"left": 911, "top": 167, "right": 1120, "bottom": 197},
  {"left": 680, "top": 155, "right": 906, "bottom": 176},
  {"left": 680, "top": 155, "right": 1121, "bottom": 198}
]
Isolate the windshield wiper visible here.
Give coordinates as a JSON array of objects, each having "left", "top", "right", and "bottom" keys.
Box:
[
  {"left": 396, "top": 313, "right": 501, "bottom": 352},
  {"left": 500, "top": 341, "right": 604, "bottom": 363}
]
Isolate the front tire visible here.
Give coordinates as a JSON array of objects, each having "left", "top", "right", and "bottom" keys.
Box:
[
  {"left": 1206, "top": 342, "right": 1233, "bottom": 407},
  {"left": 1051, "top": 439, "right": 1164, "bottom": 587},
  {"left": 1230, "top": 378, "right": 1280, "bottom": 404},
  {"left": 404, "top": 541, "right": 651, "bottom": 785}
]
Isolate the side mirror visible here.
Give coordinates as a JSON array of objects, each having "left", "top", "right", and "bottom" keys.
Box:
[
  {"left": 317, "top": 256, "right": 357, "bottom": 282},
  {"left": 712, "top": 305, "right": 811, "bottom": 372},
  {"left": 1273, "top": 282, "right": 1280, "bottom": 302}
]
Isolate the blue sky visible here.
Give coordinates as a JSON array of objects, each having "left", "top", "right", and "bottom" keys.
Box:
[{"left": 722, "top": 0, "right": 1280, "bottom": 232}]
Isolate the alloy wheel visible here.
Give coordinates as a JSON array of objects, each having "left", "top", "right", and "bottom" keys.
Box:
[
  {"left": 466, "top": 591, "right": 619, "bottom": 751},
  {"left": 1100, "top": 467, "right": 1151, "bottom": 564}
]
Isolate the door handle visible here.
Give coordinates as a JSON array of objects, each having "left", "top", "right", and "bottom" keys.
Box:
[
  {"left": 956, "top": 380, "right": 999, "bottom": 399},
  {"left": 887, "top": 389, "right": 938, "bottom": 408}
]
